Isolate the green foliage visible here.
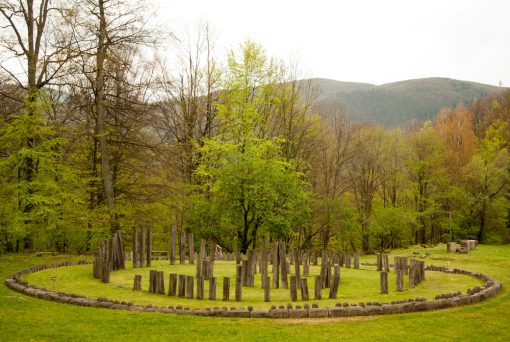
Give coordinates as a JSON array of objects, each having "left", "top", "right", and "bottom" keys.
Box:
[
  {"left": 463, "top": 121, "right": 510, "bottom": 243},
  {"left": 0, "top": 91, "right": 85, "bottom": 252},
  {"left": 189, "top": 41, "right": 310, "bottom": 252},
  {"left": 369, "top": 206, "right": 416, "bottom": 250}
]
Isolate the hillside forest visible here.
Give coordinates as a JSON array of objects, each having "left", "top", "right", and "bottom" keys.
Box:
[{"left": 1, "top": 1, "right": 509, "bottom": 255}]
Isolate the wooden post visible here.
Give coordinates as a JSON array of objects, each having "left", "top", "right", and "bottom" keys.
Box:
[
  {"left": 146, "top": 225, "right": 153, "bottom": 267},
  {"left": 170, "top": 225, "right": 176, "bottom": 265},
  {"left": 272, "top": 241, "right": 280, "bottom": 288},
  {"left": 242, "top": 259, "right": 248, "bottom": 286},
  {"left": 105, "top": 261, "right": 112, "bottom": 283},
  {"left": 247, "top": 250, "right": 255, "bottom": 287},
  {"left": 294, "top": 250, "right": 301, "bottom": 289},
  {"left": 196, "top": 276, "right": 204, "bottom": 300},
  {"left": 208, "top": 260, "right": 214, "bottom": 280},
  {"left": 380, "top": 271, "right": 388, "bottom": 294},
  {"left": 264, "top": 276, "right": 270, "bottom": 302},
  {"left": 196, "top": 255, "right": 202, "bottom": 278},
  {"left": 109, "top": 237, "right": 115, "bottom": 270},
  {"left": 132, "top": 226, "right": 138, "bottom": 268},
  {"left": 178, "top": 274, "right": 186, "bottom": 297},
  {"left": 158, "top": 271, "right": 165, "bottom": 294},
  {"left": 290, "top": 276, "right": 298, "bottom": 301},
  {"left": 168, "top": 273, "right": 177, "bottom": 296},
  {"left": 314, "top": 275, "right": 322, "bottom": 300},
  {"left": 188, "top": 232, "right": 194, "bottom": 265},
  {"left": 301, "top": 278, "right": 309, "bottom": 300},
  {"left": 396, "top": 270, "right": 404, "bottom": 292},
  {"left": 223, "top": 277, "right": 230, "bottom": 301},
  {"left": 186, "top": 275, "right": 194, "bottom": 299},
  {"left": 354, "top": 253, "right": 360, "bottom": 269},
  {"left": 200, "top": 239, "right": 206, "bottom": 260},
  {"left": 261, "top": 237, "right": 268, "bottom": 289},
  {"left": 303, "top": 251, "right": 310, "bottom": 277},
  {"left": 383, "top": 254, "right": 389, "bottom": 272},
  {"left": 140, "top": 225, "right": 146, "bottom": 268},
  {"left": 149, "top": 270, "right": 155, "bottom": 293},
  {"left": 179, "top": 230, "right": 186, "bottom": 264},
  {"left": 209, "top": 240, "right": 216, "bottom": 262},
  {"left": 376, "top": 253, "right": 382, "bottom": 271},
  {"left": 409, "top": 260, "right": 416, "bottom": 288},
  {"left": 344, "top": 252, "right": 351, "bottom": 268},
  {"left": 115, "top": 230, "right": 125, "bottom": 270},
  {"left": 133, "top": 274, "right": 142, "bottom": 291},
  {"left": 209, "top": 276, "right": 217, "bottom": 300},
  {"left": 329, "top": 274, "right": 340, "bottom": 299},
  {"left": 334, "top": 264, "right": 340, "bottom": 277},
  {"left": 235, "top": 265, "right": 242, "bottom": 301},
  {"left": 280, "top": 242, "right": 288, "bottom": 289}
]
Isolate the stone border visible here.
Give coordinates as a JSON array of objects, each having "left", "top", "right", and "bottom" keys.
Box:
[{"left": 4, "top": 261, "right": 502, "bottom": 319}]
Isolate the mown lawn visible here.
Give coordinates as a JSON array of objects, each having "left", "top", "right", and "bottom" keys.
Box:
[{"left": 1, "top": 244, "right": 509, "bottom": 341}]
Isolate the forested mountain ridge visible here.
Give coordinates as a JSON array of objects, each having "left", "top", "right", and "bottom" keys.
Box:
[{"left": 310, "top": 77, "right": 505, "bottom": 127}]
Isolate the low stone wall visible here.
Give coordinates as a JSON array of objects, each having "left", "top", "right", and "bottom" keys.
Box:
[{"left": 4, "top": 261, "right": 502, "bottom": 319}]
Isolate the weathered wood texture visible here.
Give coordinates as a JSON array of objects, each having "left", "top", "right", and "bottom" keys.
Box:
[{"left": 133, "top": 274, "right": 142, "bottom": 291}]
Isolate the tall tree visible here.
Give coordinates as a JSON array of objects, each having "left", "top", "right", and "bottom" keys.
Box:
[
  {"left": 463, "top": 120, "right": 510, "bottom": 242},
  {"left": 72, "top": 0, "right": 157, "bottom": 232},
  {"left": 190, "top": 41, "right": 310, "bottom": 252},
  {"left": 435, "top": 106, "right": 477, "bottom": 181},
  {"left": 154, "top": 23, "right": 220, "bottom": 234},
  {"left": 308, "top": 100, "right": 355, "bottom": 249},
  {"left": 408, "top": 122, "right": 450, "bottom": 244},
  {"left": 347, "top": 124, "right": 386, "bottom": 253},
  {"left": 0, "top": 0, "right": 75, "bottom": 248}
]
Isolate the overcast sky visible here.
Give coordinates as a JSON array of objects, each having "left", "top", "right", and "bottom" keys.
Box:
[{"left": 154, "top": 0, "right": 510, "bottom": 86}]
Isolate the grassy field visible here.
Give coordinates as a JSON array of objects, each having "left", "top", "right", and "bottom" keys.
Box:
[
  {"left": 24, "top": 258, "right": 481, "bottom": 309},
  {"left": 1, "top": 244, "right": 509, "bottom": 341}
]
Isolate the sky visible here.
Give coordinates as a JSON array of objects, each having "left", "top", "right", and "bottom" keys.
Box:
[{"left": 154, "top": 0, "right": 510, "bottom": 86}]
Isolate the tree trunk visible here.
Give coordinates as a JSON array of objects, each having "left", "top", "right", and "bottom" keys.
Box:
[
  {"left": 96, "top": 0, "right": 118, "bottom": 232},
  {"left": 478, "top": 200, "right": 486, "bottom": 242}
]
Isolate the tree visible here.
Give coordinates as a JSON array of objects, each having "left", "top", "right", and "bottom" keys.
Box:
[
  {"left": 435, "top": 105, "right": 477, "bottom": 181},
  {"left": 189, "top": 41, "right": 310, "bottom": 253},
  {"left": 0, "top": 91, "right": 82, "bottom": 252},
  {"left": 0, "top": 0, "right": 76, "bottom": 248},
  {"left": 379, "top": 128, "right": 411, "bottom": 208},
  {"left": 347, "top": 124, "right": 386, "bottom": 253},
  {"left": 308, "top": 100, "right": 355, "bottom": 249},
  {"left": 71, "top": 0, "right": 157, "bottom": 233},
  {"left": 369, "top": 207, "right": 416, "bottom": 251},
  {"left": 408, "top": 122, "right": 450, "bottom": 244},
  {"left": 463, "top": 120, "right": 510, "bottom": 242},
  {"left": 153, "top": 23, "right": 221, "bottom": 235}
]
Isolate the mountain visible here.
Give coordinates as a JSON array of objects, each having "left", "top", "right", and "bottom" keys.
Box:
[{"left": 308, "top": 77, "right": 505, "bottom": 127}]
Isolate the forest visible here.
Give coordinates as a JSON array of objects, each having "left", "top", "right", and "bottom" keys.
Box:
[{"left": 1, "top": 0, "right": 509, "bottom": 255}]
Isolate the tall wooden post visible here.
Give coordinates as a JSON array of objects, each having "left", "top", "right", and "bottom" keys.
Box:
[
  {"left": 188, "top": 232, "right": 194, "bottom": 265},
  {"left": 170, "top": 225, "right": 176, "bottom": 265},
  {"left": 140, "top": 225, "right": 146, "bottom": 268},
  {"left": 146, "top": 225, "right": 152, "bottom": 267},
  {"left": 235, "top": 265, "right": 242, "bottom": 301},
  {"left": 179, "top": 230, "right": 186, "bottom": 264},
  {"left": 132, "top": 226, "right": 138, "bottom": 268}
]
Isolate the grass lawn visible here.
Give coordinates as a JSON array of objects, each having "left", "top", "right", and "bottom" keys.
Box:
[{"left": 1, "top": 244, "right": 509, "bottom": 341}]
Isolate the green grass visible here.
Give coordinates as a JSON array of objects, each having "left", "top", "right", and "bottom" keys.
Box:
[
  {"left": 1, "top": 244, "right": 509, "bottom": 341},
  {"left": 24, "top": 258, "right": 481, "bottom": 309}
]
